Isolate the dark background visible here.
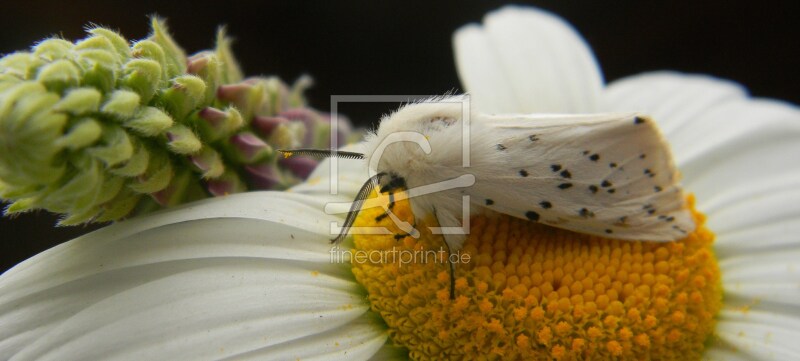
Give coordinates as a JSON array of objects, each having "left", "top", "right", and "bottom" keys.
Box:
[{"left": 1, "top": 1, "right": 798, "bottom": 273}]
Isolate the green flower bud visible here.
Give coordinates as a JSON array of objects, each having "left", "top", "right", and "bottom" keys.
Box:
[
  {"left": 123, "top": 59, "right": 162, "bottom": 103},
  {"left": 33, "top": 39, "right": 74, "bottom": 61},
  {"left": 190, "top": 147, "right": 225, "bottom": 179},
  {"left": 128, "top": 151, "right": 172, "bottom": 194},
  {"left": 214, "top": 28, "right": 243, "bottom": 84},
  {"left": 148, "top": 18, "right": 186, "bottom": 78},
  {"left": 36, "top": 59, "right": 81, "bottom": 94},
  {"left": 160, "top": 75, "right": 206, "bottom": 119},
  {"left": 87, "top": 125, "right": 133, "bottom": 166},
  {"left": 165, "top": 124, "right": 201, "bottom": 154},
  {"left": 0, "top": 52, "right": 44, "bottom": 79},
  {"left": 109, "top": 140, "right": 150, "bottom": 177},
  {"left": 124, "top": 106, "right": 173, "bottom": 136},
  {"left": 88, "top": 27, "right": 130, "bottom": 60},
  {"left": 101, "top": 90, "right": 141, "bottom": 119},
  {"left": 194, "top": 106, "right": 243, "bottom": 141},
  {"left": 54, "top": 87, "right": 102, "bottom": 114},
  {"left": 57, "top": 117, "right": 102, "bottom": 149}
]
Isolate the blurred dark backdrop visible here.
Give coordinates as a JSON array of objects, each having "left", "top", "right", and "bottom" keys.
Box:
[{"left": 1, "top": 1, "right": 798, "bottom": 272}]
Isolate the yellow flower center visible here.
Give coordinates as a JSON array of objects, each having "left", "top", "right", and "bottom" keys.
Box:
[{"left": 350, "top": 191, "right": 721, "bottom": 360}]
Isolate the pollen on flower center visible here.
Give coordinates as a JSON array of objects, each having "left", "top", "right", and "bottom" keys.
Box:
[{"left": 350, "top": 192, "right": 721, "bottom": 360}]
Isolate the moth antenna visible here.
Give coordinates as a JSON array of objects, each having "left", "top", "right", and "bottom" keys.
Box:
[
  {"left": 278, "top": 149, "right": 365, "bottom": 160},
  {"left": 331, "top": 172, "right": 386, "bottom": 245}
]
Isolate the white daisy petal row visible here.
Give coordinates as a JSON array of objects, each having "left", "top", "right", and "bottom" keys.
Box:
[{"left": 0, "top": 192, "right": 386, "bottom": 360}]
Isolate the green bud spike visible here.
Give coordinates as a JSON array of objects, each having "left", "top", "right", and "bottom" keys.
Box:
[
  {"left": 1, "top": 18, "right": 356, "bottom": 226},
  {"left": 124, "top": 106, "right": 173, "bottom": 136},
  {"left": 101, "top": 90, "right": 141, "bottom": 119}
]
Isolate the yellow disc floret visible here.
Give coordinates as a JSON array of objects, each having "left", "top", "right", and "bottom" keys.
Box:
[{"left": 351, "top": 191, "right": 721, "bottom": 360}]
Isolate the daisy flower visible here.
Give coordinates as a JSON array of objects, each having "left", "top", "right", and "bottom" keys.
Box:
[{"left": 2, "top": 5, "right": 799, "bottom": 360}]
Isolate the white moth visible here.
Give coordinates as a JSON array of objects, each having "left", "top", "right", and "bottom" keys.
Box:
[{"left": 285, "top": 96, "right": 695, "bottom": 253}]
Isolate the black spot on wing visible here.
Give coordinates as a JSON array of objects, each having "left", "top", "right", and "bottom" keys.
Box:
[
  {"left": 588, "top": 185, "right": 599, "bottom": 194},
  {"left": 634, "top": 116, "right": 645, "bottom": 124},
  {"left": 519, "top": 169, "right": 529, "bottom": 177},
  {"left": 601, "top": 180, "right": 613, "bottom": 188},
  {"left": 609, "top": 162, "right": 617, "bottom": 168},
  {"left": 540, "top": 201, "right": 552, "bottom": 209},
  {"left": 558, "top": 183, "right": 573, "bottom": 190},
  {"left": 525, "top": 211, "right": 540, "bottom": 221},
  {"left": 485, "top": 199, "right": 494, "bottom": 206},
  {"left": 639, "top": 153, "right": 647, "bottom": 159},
  {"left": 579, "top": 208, "right": 595, "bottom": 218},
  {"left": 529, "top": 134, "right": 539, "bottom": 142},
  {"left": 589, "top": 153, "right": 600, "bottom": 161},
  {"left": 551, "top": 164, "right": 562, "bottom": 172},
  {"left": 644, "top": 169, "right": 655, "bottom": 178},
  {"left": 560, "top": 170, "right": 571, "bottom": 179},
  {"left": 654, "top": 186, "right": 663, "bottom": 193},
  {"left": 496, "top": 144, "right": 507, "bottom": 151},
  {"left": 605, "top": 229, "right": 613, "bottom": 234}
]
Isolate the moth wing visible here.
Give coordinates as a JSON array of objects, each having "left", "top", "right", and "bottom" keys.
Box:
[{"left": 466, "top": 112, "right": 694, "bottom": 241}]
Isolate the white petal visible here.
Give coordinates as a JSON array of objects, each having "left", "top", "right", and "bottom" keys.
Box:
[
  {"left": 603, "top": 72, "right": 800, "bottom": 201},
  {"left": 602, "top": 71, "right": 747, "bottom": 141},
  {"left": 213, "top": 316, "right": 387, "bottom": 361},
  {"left": 719, "top": 248, "right": 800, "bottom": 310},
  {"left": 0, "top": 192, "right": 386, "bottom": 360},
  {"left": 706, "top": 181, "right": 800, "bottom": 258},
  {"left": 703, "top": 346, "right": 752, "bottom": 361},
  {"left": 454, "top": 5, "right": 603, "bottom": 114},
  {"left": 712, "top": 309, "right": 800, "bottom": 360}
]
